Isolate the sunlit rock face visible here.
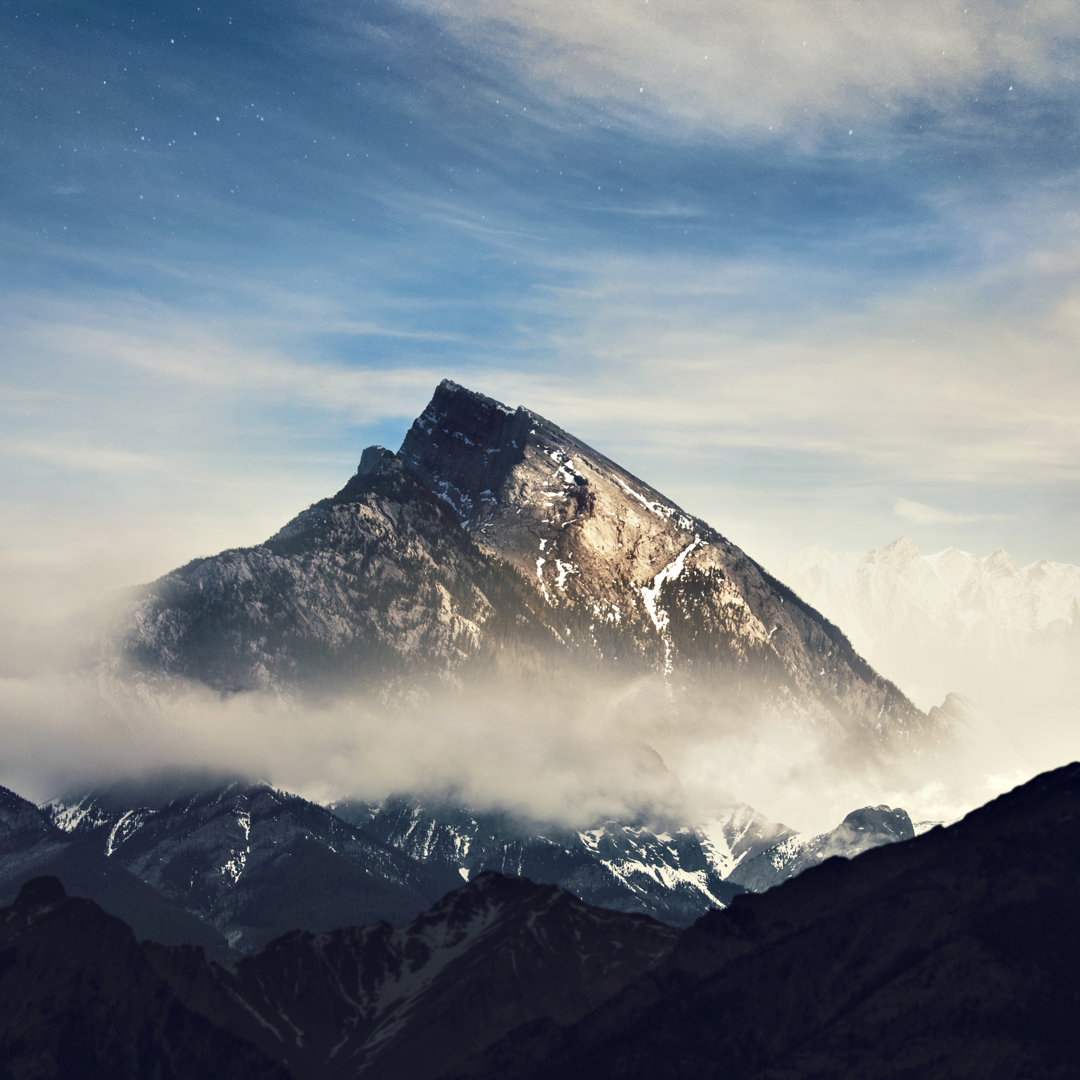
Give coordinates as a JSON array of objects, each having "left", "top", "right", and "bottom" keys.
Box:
[{"left": 399, "top": 380, "right": 937, "bottom": 746}]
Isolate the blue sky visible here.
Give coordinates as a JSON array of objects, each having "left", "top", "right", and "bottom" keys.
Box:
[{"left": 3, "top": 0, "right": 1080, "bottom": 613}]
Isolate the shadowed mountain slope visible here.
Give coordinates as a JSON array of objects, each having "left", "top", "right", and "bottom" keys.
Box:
[
  {"left": 3, "top": 764, "right": 1077, "bottom": 1080},
  {"left": 0, "top": 877, "right": 288, "bottom": 1080},
  {"left": 453, "top": 761, "right": 1080, "bottom": 1080}
]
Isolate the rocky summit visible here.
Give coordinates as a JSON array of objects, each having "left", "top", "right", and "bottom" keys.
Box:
[{"left": 118, "top": 379, "right": 940, "bottom": 752}]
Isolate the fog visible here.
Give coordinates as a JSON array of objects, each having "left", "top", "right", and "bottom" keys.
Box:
[
  {"left": 1, "top": 538, "right": 1073, "bottom": 838},
  {"left": 0, "top": 599, "right": 1044, "bottom": 837}
]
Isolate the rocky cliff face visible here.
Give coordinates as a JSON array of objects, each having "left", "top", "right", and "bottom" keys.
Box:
[{"left": 122, "top": 443, "right": 553, "bottom": 696}]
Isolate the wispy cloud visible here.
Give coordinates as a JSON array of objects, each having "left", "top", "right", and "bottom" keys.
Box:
[
  {"left": 3, "top": 440, "right": 168, "bottom": 476},
  {"left": 400, "top": 1, "right": 1080, "bottom": 141},
  {"left": 892, "top": 498, "right": 1017, "bottom": 526}
]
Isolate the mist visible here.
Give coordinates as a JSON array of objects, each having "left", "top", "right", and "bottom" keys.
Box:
[
  {"left": 0, "top": 558, "right": 1066, "bottom": 837},
  {"left": 0, "top": 650, "right": 1039, "bottom": 839}
]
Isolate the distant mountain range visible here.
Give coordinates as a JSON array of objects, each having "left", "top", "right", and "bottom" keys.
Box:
[
  {"left": 780, "top": 538, "right": 1080, "bottom": 777},
  {"left": 2, "top": 762, "right": 1076, "bottom": 1079},
  {"left": 781, "top": 536, "right": 1080, "bottom": 668},
  {"left": 0, "top": 775, "right": 916, "bottom": 953}
]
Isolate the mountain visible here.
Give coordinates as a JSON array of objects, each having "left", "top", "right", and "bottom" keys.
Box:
[
  {"left": 350, "top": 794, "right": 744, "bottom": 925},
  {"left": 117, "top": 380, "right": 938, "bottom": 753},
  {"left": 155, "top": 872, "right": 678, "bottom": 1080},
  {"left": 780, "top": 536, "right": 1080, "bottom": 706},
  {"left": 350, "top": 794, "right": 912, "bottom": 920},
  {"left": 1, "top": 783, "right": 235, "bottom": 961},
  {"left": 6, "top": 763, "right": 1077, "bottom": 1080},
  {"left": 0, "top": 877, "right": 289, "bottom": 1080},
  {"left": 722, "top": 802, "right": 913, "bottom": 892},
  {"left": 454, "top": 761, "right": 1080, "bottom": 1080},
  {"left": 30, "top": 776, "right": 911, "bottom": 953},
  {"left": 0, "top": 872, "right": 677, "bottom": 1080},
  {"left": 46, "top": 778, "right": 455, "bottom": 952}
]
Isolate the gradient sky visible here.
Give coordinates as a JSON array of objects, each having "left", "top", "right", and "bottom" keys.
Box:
[{"left": 4, "top": 0, "right": 1080, "bottom": 618}]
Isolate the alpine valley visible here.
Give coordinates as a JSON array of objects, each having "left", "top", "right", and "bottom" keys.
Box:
[{"left": 2, "top": 380, "right": 1070, "bottom": 1079}]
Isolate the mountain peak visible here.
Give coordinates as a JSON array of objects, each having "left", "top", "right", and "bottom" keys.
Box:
[
  {"left": 398, "top": 380, "right": 533, "bottom": 522},
  {"left": 882, "top": 536, "right": 920, "bottom": 557},
  {"left": 329, "top": 442, "right": 418, "bottom": 505}
]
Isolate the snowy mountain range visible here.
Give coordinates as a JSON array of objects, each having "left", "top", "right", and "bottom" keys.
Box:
[
  {"left": 0, "top": 774, "right": 915, "bottom": 956},
  {"left": 781, "top": 536, "right": 1080, "bottom": 666},
  {"left": 779, "top": 537, "right": 1080, "bottom": 775}
]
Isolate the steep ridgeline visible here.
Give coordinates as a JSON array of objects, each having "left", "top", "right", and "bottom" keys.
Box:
[
  {"left": 346, "top": 795, "right": 914, "bottom": 918},
  {"left": 120, "top": 379, "right": 937, "bottom": 750},
  {"left": 400, "top": 381, "right": 933, "bottom": 745},
  {"left": 29, "top": 777, "right": 913, "bottom": 950},
  {"left": 347, "top": 796, "right": 744, "bottom": 926},
  {"left": 157, "top": 872, "right": 678, "bottom": 1080}
]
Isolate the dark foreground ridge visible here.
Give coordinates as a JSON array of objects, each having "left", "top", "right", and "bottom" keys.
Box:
[
  {"left": 1, "top": 763, "right": 1076, "bottom": 1079},
  {"left": 455, "top": 760, "right": 1080, "bottom": 1080}
]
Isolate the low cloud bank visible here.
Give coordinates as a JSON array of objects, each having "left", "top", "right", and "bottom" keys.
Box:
[
  {"left": 0, "top": 661, "right": 1046, "bottom": 837},
  {"left": 0, "top": 586, "right": 1062, "bottom": 833}
]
